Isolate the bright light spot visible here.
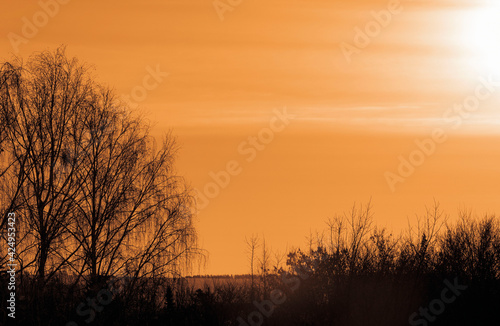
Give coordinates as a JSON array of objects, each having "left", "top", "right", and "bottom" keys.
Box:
[{"left": 460, "top": 3, "right": 500, "bottom": 75}]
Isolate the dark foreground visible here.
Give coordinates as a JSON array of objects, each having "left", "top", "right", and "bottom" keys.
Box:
[{"left": 2, "top": 214, "right": 500, "bottom": 326}]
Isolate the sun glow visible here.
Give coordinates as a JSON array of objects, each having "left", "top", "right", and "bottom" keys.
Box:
[{"left": 461, "top": 3, "right": 500, "bottom": 76}]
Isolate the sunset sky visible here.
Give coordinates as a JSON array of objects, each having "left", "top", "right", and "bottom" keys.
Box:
[{"left": 2, "top": 0, "right": 500, "bottom": 275}]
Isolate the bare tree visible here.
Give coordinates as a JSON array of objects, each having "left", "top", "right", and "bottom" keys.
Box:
[
  {"left": 245, "top": 234, "right": 259, "bottom": 299},
  {"left": 68, "top": 93, "right": 198, "bottom": 287},
  {"left": 326, "top": 215, "right": 346, "bottom": 256},
  {"left": 305, "top": 229, "right": 314, "bottom": 254},
  {"left": 0, "top": 48, "right": 200, "bottom": 288},
  {"left": 0, "top": 61, "right": 32, "bottom": 230},
  {"left": 346, "top": 200, "right": 373, "bottom": 272},
  {"left": 0, "top": 49, "right": 95, "bottom": 281},
  {"left": 272, "top": 247, "right": 287, "bottom": 273},
  {"left": 403, "top": 200, "right": 446, "bottom": 272},
  {"left": 258, "top": 236, "right": 271, "bottom": 292}
]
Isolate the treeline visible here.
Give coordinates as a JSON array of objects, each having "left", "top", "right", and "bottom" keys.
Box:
[
  {"left": 7, "top": 202, "right": 495, "bottom": 326},
  {"left": 154, "top": 202, "right": 500, "bottom": 326},
  {"left": 272, "top": 202, "right": 500, "bottom": 326}
]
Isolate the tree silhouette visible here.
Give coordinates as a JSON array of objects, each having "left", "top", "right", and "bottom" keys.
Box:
[
  {"left": 245, "top": 234, "right": 259, "bottom": 299},
  {"left": 0, "top": 50, "right": 92, "bottom": 280},
  {"left": 0, "top": 48, "right": 199, "bottom": 289}
]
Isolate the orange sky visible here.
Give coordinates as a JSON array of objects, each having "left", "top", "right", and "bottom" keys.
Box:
[{"left": 2, "top": 0, "right": 500, "bottom": 275}]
